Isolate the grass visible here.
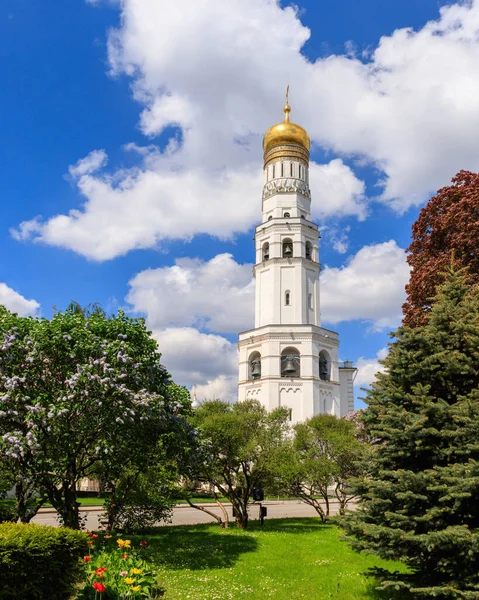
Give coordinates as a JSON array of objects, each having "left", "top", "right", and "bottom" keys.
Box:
[{"left": 132, "top": 518, "right": 407, "bottom": 600}]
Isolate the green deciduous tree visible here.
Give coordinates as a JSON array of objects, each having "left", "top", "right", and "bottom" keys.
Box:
[
  {"left": 271, "top": 414, "right": 366, "bottom": 522},
  {"left": 0, "top": 304, "right": 191, "bottom": 529},
  {"left": 344, "top": 267, "right": 479, "bottom": 598},
  {"left": 190, "top": 399, "right": 289, "bottom": 529}
]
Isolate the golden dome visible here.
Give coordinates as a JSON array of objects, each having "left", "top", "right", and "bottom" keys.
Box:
[{"left": 263, "top": 102, "right": 310, "bottom": 155}]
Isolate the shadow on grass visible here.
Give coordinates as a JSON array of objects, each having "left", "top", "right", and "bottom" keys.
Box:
[
  {"left": 143, "top": 529, "right": 258, "bottom": 571},
  {"left": 253, "top": 517, "right": 334, "bottom": 535}
]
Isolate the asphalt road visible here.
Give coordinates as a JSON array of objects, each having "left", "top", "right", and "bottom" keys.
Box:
[{"left": 32, "top": 500, "right": 346, "bottom": 529}]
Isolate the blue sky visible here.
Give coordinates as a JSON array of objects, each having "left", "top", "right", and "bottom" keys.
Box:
[{"left": 1, "top": 0, "right": 478, "bottom": 404}]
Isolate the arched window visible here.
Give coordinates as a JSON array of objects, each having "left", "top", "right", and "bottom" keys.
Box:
[
  {"left": 285, "top": 290, "right": 290, "bottom": 306},
  {"left": 268, "top": 215, "right": 273, "bottom": 221},
  {"left": 281, "top": 347, "right": 300, "bottom": 378},
  {"left": 249, "top": 351, "right": 261, "bottom": 381},
  {"left": 319, "top": 350, "right": 331, "bottom": 381},
  {"left": 308, "top": 293, "right": 313, "bottom": 309},
  {"left": 283, "top": 212, "right": 290, "bottom": 218},
  {"left": 282, "top": 238, "right": 293, "bottom": 258},
  {"left": 305, "top": 241, "right": 312, "bottom": 260},
  {"left": 262, "top": 242, "right": 270, "bottom": 261}
]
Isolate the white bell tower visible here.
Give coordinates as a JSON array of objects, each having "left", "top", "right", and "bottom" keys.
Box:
[{"left": 238, "top": 91, "right": 355, "bottom": 423}]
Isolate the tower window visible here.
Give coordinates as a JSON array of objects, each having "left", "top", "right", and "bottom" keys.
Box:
[
  {"left": 281, "top": 162, "right": 284, "bottom": 177},
  {"left": 319, "top": 351, "right": 331, "bottom": 381},
  {"left": 308, "top": 293, "right": 313, "bottom": 309},
  {"left": 262, "top": 242, "right": 270, "bottom": 261},
  {"left": 285, "top": 291, "right": 290, "bottom": 306},
  {"left": 249, "top": 351, "right": 261, "bottom": 381},
  {"left": 268, "top": 215, "right": 273, "bottom": 221},
  {"left": 281, "top": 347, "right": 300, "bottom": 378},
  {"left": 272, "top": 164, "right": 275, "bottom": 179},
  {"left": 305, "top": 241, "right": 312, "bottom": 260},
  {"left": 282, "top": 238, "right": 293, "bottom": 258},
  {"left": 299, "top": 165, "right": 302, "bottom": 179},
  {"left": 290, "top": 162, "right": 293, "bottom": 176},
  {"left": 283, "top": 212, "right": 290, "bottom": 218}
]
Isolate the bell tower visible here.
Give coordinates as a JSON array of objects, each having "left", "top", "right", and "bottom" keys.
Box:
[{"left": 238, "top": 90, "right": 355, "bottom": 423}]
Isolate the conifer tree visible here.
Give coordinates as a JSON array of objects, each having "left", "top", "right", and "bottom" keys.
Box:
[{"left": 344, "top": 267, "right": 479, "bottom": 598}]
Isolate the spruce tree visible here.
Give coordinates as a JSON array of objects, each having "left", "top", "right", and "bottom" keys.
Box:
[{"left": 344, "top": 267, "right": 479, "bottom": 598}]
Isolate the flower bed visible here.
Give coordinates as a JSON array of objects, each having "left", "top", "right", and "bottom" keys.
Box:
[{"left": 77, "top": 532, "right": 161, "bottom": 599}]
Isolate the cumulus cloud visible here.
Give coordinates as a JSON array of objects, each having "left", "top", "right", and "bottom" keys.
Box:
[
  {"left": 127, "top": 253, "right": 254, "bottom": 334},
  {"left": 321, "top": 241, "right": 410, "bottom": 330},
  {"left": 68, "top": 150, "right": 107, "bottom": 179},
  {"left": 153, "top": 327, "right": 238, "bottom": 402},
  {"left": 355, "top": 347, "right": 388, "bottom": 388},
  {"left": 13, "top": 0, "right": 479, "bottom": 258},
  {"left": 126, "top": 242, "right": 408, "bottom": 396},
  {"left": 0, "top": 283, "right": 40, "bottom": 316},
  {"left": 13, "top": 0, "right": 369, "bottom": 260}
]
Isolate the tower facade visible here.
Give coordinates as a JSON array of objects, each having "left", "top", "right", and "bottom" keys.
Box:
[{"left": 238, "top": 97, "right": 355, "bottom": 423}]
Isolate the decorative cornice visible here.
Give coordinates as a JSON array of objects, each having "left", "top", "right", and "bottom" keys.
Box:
[
  {"left": 263, "top": 177, "right": 310, "bottom": 200},
  {"left": 264, "top": 144, "right": 309, "bottom": 168},
  {"left": 254, "top": 257, "right": 320, "bottom": 272}
]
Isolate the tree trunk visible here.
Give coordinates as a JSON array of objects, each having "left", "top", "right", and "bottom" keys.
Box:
[
  {"left": 15, "top": 480, "right": 44, "bottom": 523},
  {"left": 57, "top": 481, "right": 81, "bottom": 529},
  {"left": 215, "top": 497, "right": 229, "bottom": 528},
  {"left": 185, "top": 498, "right": 226, "bottom": 527}
]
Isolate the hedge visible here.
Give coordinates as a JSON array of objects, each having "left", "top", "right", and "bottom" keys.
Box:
[{"left": 0, "top": 522, "right": 88, "bottom": 600}]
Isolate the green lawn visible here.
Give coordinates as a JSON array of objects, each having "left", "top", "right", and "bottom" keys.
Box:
[{"left": 138, "top": 518, "right": 407, "bottom": 600}]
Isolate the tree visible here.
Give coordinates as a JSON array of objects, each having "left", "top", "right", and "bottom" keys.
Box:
[
  {"left": 271, "top": 415, "right": 366, "bottom": 522},
  {"left": 0, "top": 304, "right": 191, "bottom": 529},
  {"left": 190, "top": 399, "right": 289, "bottom": 529},
  {"left": 403, "top": 170, "right": 479, "bottom": 327},
  {"left": 94, "top": 382, "right": 193, "bottom": 533},
  {"left": 344, "top": 267, "right": 479, "bottom": 597}
]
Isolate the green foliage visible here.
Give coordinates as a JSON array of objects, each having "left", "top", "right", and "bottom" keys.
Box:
[
  {"left": 100, "top": 461, "right": 176, "bottom": 533},
  {"left": 0, "top": 500, "right": 15, "bottom": 524},
  {"left": 190, "top": 399, "right": 290, "bottom": 528},
  {"left": 344, "top": 268, "right": 479, "bottom": 598},
  {"left": 270, "top": 414, "right": 366, "bottom": 521},
  {"left": 78, "top": 533, "right": 161, "bottom": 599},
  {"left": 0, "top": 304, "right": 192, "bottom": 528},
  {"left": 0, "top": 522, "right": 88, "bottom": 600}
]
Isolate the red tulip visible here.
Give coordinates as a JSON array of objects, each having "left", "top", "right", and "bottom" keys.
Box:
[
  {"left": 83, "top": 556, "right": 91, "bottom": 562},
  {"left": 93, "top": 581, "right": 106, "bottom": 593}
]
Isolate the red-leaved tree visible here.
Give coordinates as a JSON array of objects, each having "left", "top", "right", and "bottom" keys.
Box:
[{"left": 403, "top": 170, "right": 479, "bottom": 327}]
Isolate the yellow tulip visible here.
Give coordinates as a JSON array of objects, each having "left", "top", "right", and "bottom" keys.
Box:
[
  {"left": 125, "top": 577, "right": 136, "bottom": 585},
  {"left": 131, "top": 586, "right": 141, "bottom": 592},
  {"left": 130, "top": 568, "right": 143, "bottom": 575}
]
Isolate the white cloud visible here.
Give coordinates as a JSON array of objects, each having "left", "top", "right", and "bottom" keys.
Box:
[
  {"left": 321, "top": 241, "right": 410, "bottom": 329},
  {"left": 68, "top": 150, "right": 107, "bottom": 179},
  {"left": 13, "top": 0, "right": 368, "bottom": 260},
  {"left": 127, "top": 253, "right": 254, "bottom": 334},
  {"left": 0, "top": 283, "right": 40, "bottom": 316},
  {"left": 14, "top": 0, "right": 479, "bottom": 258},
  {"left": 311, "top": 161, "right": 367, "bottom": 221},
  {"left": 355, "top": 347, "right": 388, "bottom": 388},
  {"left": 153, "top": 327, "right": 238, "bottom": 402}
]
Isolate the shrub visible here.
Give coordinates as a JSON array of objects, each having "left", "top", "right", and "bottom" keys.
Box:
[{"left": 0, "top": 522, "right": 88, "bottom": 600}]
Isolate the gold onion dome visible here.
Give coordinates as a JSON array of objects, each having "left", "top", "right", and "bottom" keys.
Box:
[{"left": 263, "top": 88, "right": 310, "bottom": 166}]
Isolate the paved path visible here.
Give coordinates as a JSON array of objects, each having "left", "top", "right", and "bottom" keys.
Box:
[{"left": 32, "top": 500, "right": 346, "bottom": 529}]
